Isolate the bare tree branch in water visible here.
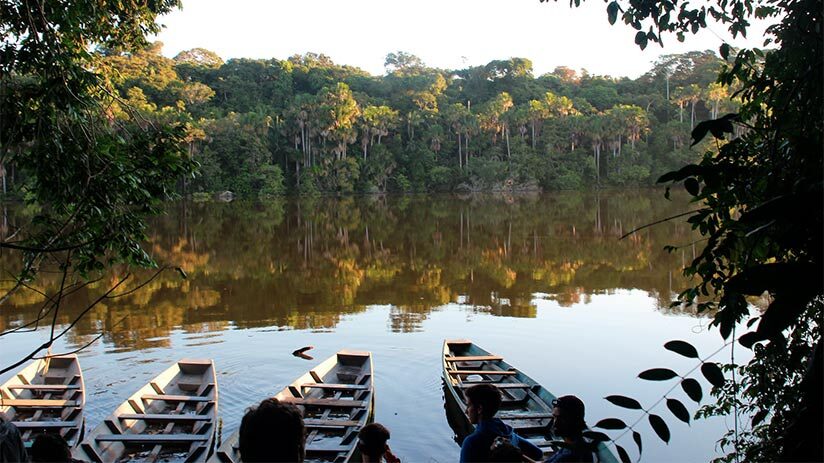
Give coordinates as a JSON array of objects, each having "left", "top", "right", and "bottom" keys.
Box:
[{"left": 0, "top": 264, "right": 178, "bottom": 375}]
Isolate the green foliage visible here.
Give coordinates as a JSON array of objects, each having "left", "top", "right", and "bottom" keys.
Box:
[
  {"left": 0, "top": 0, "right": 193, "bottom": 276},
  {"left": 74, "top": 39, "right": 735, "bottom": 197},
  {"left": 555, "top": 0, "right": 823, "bottom": 457}
]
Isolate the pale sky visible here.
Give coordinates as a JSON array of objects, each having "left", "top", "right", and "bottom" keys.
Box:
[{"left": 153, "top": 0, "right": 770, "bottom": 79}]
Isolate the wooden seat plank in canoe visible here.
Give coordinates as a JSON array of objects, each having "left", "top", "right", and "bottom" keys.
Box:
[
  {"left": 498, "top": 412, "right": 553, "bottom": 420},
  {"left": 447, "top": 370, "right": 516, "bottom": 376},
  {"left": 444, "top": 355, "right": 504, "bottom": 362},
  {"left": 1, "top": 399, "right": 78, "bottom": 407},
  {"left": 7, "top": 384, "right": 81, "bottom": 390},
  {"left": 141, "top": 394, "right": 212, "bottom": 402},
  {"left": 11, "top": 421, "right": 80, "bottom": 429},
  {"left": 284, "top": 398, "right": 366, "bottom": 408},
  {"left": 303, "top": 419, "right": 361, "bottom": 428},
  {"left": 95, "top": 434, "right": 209, "bottom": 443},
  {"left": 119, "top": 413, "right": 212, "bottom": 422},
  {"left": 301, "top": 383, "right": 368, "bottom": 390},
  {"left": 456, "top": 382, "right": 531, "bottom": 389},
  {"left": 306, "top": 444, "right": 353, "bottom": 453}
]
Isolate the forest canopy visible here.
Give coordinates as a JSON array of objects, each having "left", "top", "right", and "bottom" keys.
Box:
[{"left": 2, "top": 45, "right": 734, "bottom": 198}]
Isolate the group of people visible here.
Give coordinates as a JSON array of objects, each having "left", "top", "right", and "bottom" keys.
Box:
[
  {"left": 238, "top": 398, "right": 400, "bottom": 462},
  {"left": 460, "top": 384, "right": 595, "bottom": 463},
  {"left": 1, "top": 387, "right": 593, "bottom": 463},
  {"left": 237, "top": 384, "right": 594, "bottom": 463},
  {"left": 0, "top": 421, "right": 79, "bottom": 462}
]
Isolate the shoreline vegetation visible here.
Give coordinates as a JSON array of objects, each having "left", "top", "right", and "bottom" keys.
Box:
[{"left": 0, "top": 45, "right": 734, "bottom": 200}]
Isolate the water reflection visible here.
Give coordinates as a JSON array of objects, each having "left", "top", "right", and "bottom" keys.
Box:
[{"left": 1, "top": 190, "right": 698, "bottom": 351}]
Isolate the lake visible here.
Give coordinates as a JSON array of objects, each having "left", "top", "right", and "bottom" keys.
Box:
[{"left": 0, "top": 190, "right": 737, "bottom": 462}]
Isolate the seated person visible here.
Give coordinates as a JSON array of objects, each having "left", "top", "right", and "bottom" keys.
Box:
[
  {"left": 0, "top": 419, "right": 27, "bottom": 462},
  {"left": 357, "top": 422, "right": 400, "bottom": 463},
  {"left": 29, "top": 433, "right": 80, "bottom": 463},
  {"left": 239, "top": 398, "right": 305, "bottom": 462},
  {"left": 545, "top": 396, "right": 594, "bottom": 463},
  {"left": 460, "top": 384, "right": 543, "bottom": 463}
]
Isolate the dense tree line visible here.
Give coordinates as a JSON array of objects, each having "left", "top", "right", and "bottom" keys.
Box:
[{"left": 16, "top": 45, "right": 735, "bottom": 198}]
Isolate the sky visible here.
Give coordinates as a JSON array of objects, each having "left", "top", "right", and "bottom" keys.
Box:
[{"left": 153, "top": 0, "right": 771, "bottom": 79}]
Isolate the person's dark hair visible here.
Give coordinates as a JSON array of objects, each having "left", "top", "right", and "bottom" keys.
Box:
[
  {"left": 239, "top": 398, "right": 305, "bottom": 462},
  {"left": 30, "top": 433, "right": 71, "bottom": 463},
  {"left": 465, "top": 384, "right": 502, "bottom": 419},
  {"left": 553, "top": 395, "right": 587, "bottom": 435},
  {"left": 358, "top": 422, "right": 391, "bottom": 459},
  {"left": 489, "top": 437, "right": 523, "bottom": 462}
]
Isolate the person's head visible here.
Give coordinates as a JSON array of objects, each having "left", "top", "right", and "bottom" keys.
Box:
[
  {"left": 551, "top": 395, "right": 587, "bottom": 438},
  {"left": 489, "top": 437, "right": 523, "bottom": 462},
  {"left": 358, "top": 422, "right": 391, "bottom": 461},
  {"left": 30, "top": 433, "right": 71, "bottom": 463},
  {"left": 239, "top": 398, "right": 305, "bottom": 462},
  {"left": 464, "top": 384, "right": 502, "bottom": 424}
]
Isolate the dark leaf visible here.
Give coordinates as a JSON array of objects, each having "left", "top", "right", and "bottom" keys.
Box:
[
  {"left": 635, "top": 31, "right": 648, "bottom": 50},
  {"left": 690, "top": 120, "right": 712, "bottom": 146},
  {"left": 684, "top": 178, "right": 700, "bottom": 196},
  {"left": 720, "top": 43, "right": 731, "bottom": 60},
  {"left": 666, "top": 398, "right": 691, "bottom": 424},
  {"left": 648, "top": 414, "right": 670, "bottom": 444},
  {"left": 746, "top": 316, "right": 760, "bottom": 328},
  {"left": 632, "top": 431, "right": 643, "bottom": 456},
  {"left": 638, "top": 368, "right": 679, "bottom": 381},
  {"left": 752, "top": 409, "right": 769, "bottom": 426},
  {"left": 656, "top": 164, "right": 704, "bottom": 183},
  {"left": 594, "top": 418, "right": 627, "bottom": 430},
  {"left": 582, "top": 431, "right": 611, "bottom": 442},
  {"left": 607, "top": 1, "right": 619, "bottom": 24},
  {"left": 739, "top": 331, "right": 760, "bottom": 348},
  {"left": 605, "top": 395, "right": 643, "bottom": 410},
  {"left": 701, "top": 363, "right": 725, "bottom": 387},
  {"left": 617, "top": 444, "right": 631, "bottom": 463},
  {"left": 681, "top": 378, "right": 703, "bottom": 403},
  {"left": 665, "top": 340, "right": 700, "bottom": 359}
]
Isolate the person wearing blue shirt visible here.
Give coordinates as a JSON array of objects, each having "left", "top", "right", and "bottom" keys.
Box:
[{"left": 459, "top": 384, "right": 543, "bottom": 462}]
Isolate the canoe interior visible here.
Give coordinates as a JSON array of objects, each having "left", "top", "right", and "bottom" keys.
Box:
[
  {"left": 0, "top": 355, "right": 85, "bottom": 447},
  {"left": 211, "top": 350, "right": 373, "bottom": 463},
  {"left": 442, "top": 340, "right": 618, "bottom": 463},
  {"left": 73, "top": 359, "right": 217, "bottom": 463}
]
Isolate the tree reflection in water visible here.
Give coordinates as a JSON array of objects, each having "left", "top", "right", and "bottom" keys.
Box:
[{"left": 0, "top": 190, "right": 702, "bottom": 351}]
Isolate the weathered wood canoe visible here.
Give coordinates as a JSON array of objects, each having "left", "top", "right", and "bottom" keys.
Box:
[
  {"left": 442, "top": 339, "right": 619, "bottom": 463},
  {"left": 0, "top": 355, "right": 85, "bottom": 447},
  {"left": 211, "top": 350, "right": 373, "bottom": 463},
  {"left": 73, "top": 359, "right": 218, "bottom": 463}
]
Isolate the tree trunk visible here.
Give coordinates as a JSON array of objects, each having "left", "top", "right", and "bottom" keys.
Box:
[
  {"left": 505, "top": 126, "right": 511, "bottom": 162},
  {"left": 458, "top": 133, "right": 463, "bottom": 169},
  {"left": 531, "top": 121, "right": 536, "bottom": 149},
  {"left": 690, "top": 102, "right": 696, "bottom": 129}
]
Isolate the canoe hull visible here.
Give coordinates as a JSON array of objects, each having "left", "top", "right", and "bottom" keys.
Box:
[
  {"left": 442, "top": 339, "right": 619, "bottom": 463},
  {"left": 0, "top": 355, "right": 85, "bottom": 447},
  {"left": 73, "top": 358, "right": 218, "bottom": 463},
  {"left": 211, "top": 350, "right": 373, "bottom": 463}
]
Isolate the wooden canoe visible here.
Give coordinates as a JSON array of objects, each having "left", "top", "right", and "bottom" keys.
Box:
[
  {"left": 442, "top": 339, "right": 619, "bottom": 463},
  {"left": 211, "top": 350, "right": 373, "bottom": 463},
  {"left": 73, "top": 359, "right": 218, "bottom": 463},
  {"left": 0, "top": 355, "right": 85, "bottom": 447}
]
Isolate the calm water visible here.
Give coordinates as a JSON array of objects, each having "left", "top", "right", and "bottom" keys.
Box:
[{"left": 0, "top": 190, "right": 737, "bottom": 462}]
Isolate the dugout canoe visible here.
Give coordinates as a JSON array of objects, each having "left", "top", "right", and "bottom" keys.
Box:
[
  {"left": 73, "top": 359, "right": 218, "bottom": 463},
  {"left": 0, "top": 354, "right": 85, "bottom": 447},
  {"left": 442, "top": 339, "right": 619, "bottom": 463},
  {"left": 211, "top": 350, "right": 373, "bottom": 463}
]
